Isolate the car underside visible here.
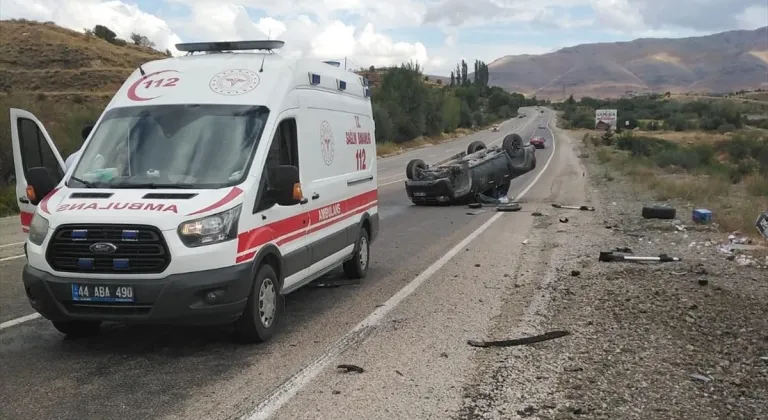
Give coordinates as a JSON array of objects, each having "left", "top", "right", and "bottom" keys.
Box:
[{"left": 403, "top": 134, "right": 537, "bottom": 205}]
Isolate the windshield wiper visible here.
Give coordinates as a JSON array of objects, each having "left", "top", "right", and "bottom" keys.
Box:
[
  {"left": 69, "top": 176, "right": 97, "bottom": 188},
  {"left": 110, "top": 183, "right": 198, "bottom": 189}
]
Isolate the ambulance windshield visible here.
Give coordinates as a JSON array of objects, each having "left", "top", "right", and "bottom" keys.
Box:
[{"left": 68, "top": 104, "right": 269, "bottom": 189}]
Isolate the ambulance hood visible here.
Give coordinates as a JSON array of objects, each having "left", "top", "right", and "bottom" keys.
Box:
[{"left": 38, "top": 186, "right": 245, "bottom": 231}]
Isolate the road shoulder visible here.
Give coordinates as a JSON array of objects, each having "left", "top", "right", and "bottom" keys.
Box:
[{"left": 271, "top": 113, "right": 591, "bottom": 420}]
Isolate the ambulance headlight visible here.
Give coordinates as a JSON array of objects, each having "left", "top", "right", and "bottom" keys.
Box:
[
  {"left": 28, "top": 213, "right": 50, "bottom": 246},
  {"left": 178, "top": 205, "right": 241, "bottom": 247}
]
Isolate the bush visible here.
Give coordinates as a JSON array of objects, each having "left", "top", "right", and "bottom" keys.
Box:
[{"left": 0, "top": 185, "right": 17, "bottom": 216}]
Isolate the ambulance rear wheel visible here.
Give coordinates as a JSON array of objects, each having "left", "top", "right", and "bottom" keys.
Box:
[
  {"left": 343, "top": 227, "right": 370, "bottom": 279},
  {"left": 235, "top": 264, "right": 282, "bottom": 343}
]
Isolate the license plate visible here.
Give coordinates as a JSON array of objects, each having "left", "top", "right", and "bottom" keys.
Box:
[
  {"left": 71, "top": 284, "right": 135, "bottom": 303},
  {"left": 413, "top": 192, "right": 427, "bottom": 197}
]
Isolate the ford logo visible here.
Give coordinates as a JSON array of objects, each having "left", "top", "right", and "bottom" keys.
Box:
[{"left": 89, "top": 242, "right": 117, "bottom": 254}]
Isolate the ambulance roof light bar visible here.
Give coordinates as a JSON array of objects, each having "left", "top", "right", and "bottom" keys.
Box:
[{"left": 175, "top": 40, "right": 285, "bottom": 55}]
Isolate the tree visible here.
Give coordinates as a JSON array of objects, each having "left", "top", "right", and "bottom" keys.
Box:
[
  {"left": 93, "top": 24, "right": 117, "bottom": 43},
  {"left": 130, "top": 32, "right": 155, "bottom": 48},
  {"left": 449, "top": 71, "right": 455, "bottom": 87},
  {"left": 460, "top": 60, "right": 468, "bottom": 86}
]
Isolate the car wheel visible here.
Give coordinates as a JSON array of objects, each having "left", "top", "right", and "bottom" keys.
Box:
[
  {"left": 406, "top": 159, "right": 427, "bottom": 180},
  {"left": 235, "top": 264, "right": 283, "bottom": 343},
  {"left": 51, "top": 320, "right": 102, "bottom": 337},
  {"left": 503, "top": 134, "right": 524, "bottom": 157},
  {"left": 641, "top": 205, "right": 676, "bottom": 220},
  {"left": 343, "top": 227, "right": 370, "bottom": 279},
  {"left": 467, "top": 140, "right": 486, "bottom": 154}
]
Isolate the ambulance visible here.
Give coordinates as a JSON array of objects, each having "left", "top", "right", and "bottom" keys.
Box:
[{"left": 9, "top": 40, "right": 379, "bottom": 343}]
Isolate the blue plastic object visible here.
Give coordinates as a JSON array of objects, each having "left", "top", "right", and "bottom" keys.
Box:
[{"left": 692, "top": 208, "right": 712, "bottom": 224}]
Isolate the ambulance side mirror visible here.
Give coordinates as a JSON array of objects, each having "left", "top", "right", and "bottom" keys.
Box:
[
  {"left": 26, "top": 167, "right": 57, "bottom": 206},
  {"left": 271, "top": 165, "right": 302, "bottom": 206}
]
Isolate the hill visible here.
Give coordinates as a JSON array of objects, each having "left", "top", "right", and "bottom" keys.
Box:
[
  {"left": 487, "top": 27, "right": 768, "bottom": 100},
  {"left": 0, "top": 19, "right": 168, "bottom": 187}
]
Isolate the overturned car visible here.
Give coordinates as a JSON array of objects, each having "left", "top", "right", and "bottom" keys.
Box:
[{"left": 404, "top": 133, "right": 536, "bottom": 205}]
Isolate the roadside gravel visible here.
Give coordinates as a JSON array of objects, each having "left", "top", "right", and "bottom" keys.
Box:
[{"left": 454, "top": 128, "right": 767, "bottom": 420}]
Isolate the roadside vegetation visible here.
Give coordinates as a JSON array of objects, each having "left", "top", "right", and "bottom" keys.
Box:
[
  {"left": 372, "top": 60, "right": 543, "bottom": 156},
  {"left": 559, "top": 93, "right": 768, "bottom": 235},
  {"left": 579, "top": 126, "right": 768, "bottom": 234}
]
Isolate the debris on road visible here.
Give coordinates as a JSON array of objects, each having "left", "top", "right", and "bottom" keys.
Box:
[
  {"left": 559, "top": 217, "right": 569, "bottom": 223},
  {"left": 552, "top": 203, "right": 595, "bottom": 211},
  {"left": 466, "top": 209, "right": 488, "bottom": 215},
  {"left": 599, "top": 251, "right": 682, "bottom": 263},
  {"left": 532, "top": 211, "right": 545, "bottom": 217},
  {"left": 756, "top": 211, "right": 768, "bottom": 239},
  {"left": 570, "top": 270, "right": 581, "bottom": 276},
  {"left": 337, "top": 364, "right": 365, "bottom": 374},
  {"left": 692, "top": 208, "right": 712, "bottom": 224},
  {"left": 496, "top": 202, "right": 522, "bottom": 212},
  {"left": 690, "top": 373, "right": 713, "bottom": 383},
  {"left": 641, "top": 204, "right": 677, "bottom": 220},
  {"left": 467, "top": 330, "right": 570, "bottom": 348},
  {"left": 468, "top": 202, "right": 482, "bottom": 209}
]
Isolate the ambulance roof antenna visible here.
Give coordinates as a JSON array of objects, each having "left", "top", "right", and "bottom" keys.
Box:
[
  {"left": 138, "top": 64, "right": 146, "bottom": 76},
  {"left": 259, "top": 29, "right": 272, "bottom": 73}
]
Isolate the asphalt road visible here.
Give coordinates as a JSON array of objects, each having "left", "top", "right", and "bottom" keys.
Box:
[{"left": 0, "top": 107, "right": 556, "bottom": 420}]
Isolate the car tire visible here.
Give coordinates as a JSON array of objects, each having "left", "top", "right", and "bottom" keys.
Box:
[
  {"left": 641, "top": 205, "right": 677, "bottom": 219},
  {"left": 497, "top": 203, "right": 522, "bottom": 212},
  {"left": 503, "top": 134, "right": 524, "bottom": 157},
  {"left": 51, "top": 320, "right": 102, "bottom": 337},
  {"left": 531, "top": 153, "right": 537, "bottom": 169},
  {"left": 343, "top": 227, "right": 370, "bottom": 279},
  {"left": 467, "top": 140, "right": 486, "bottom": 154},
  {"left": 406, "top": 159, "right": 427, "bottom": 180},
  {"left": 235, "top": 264, "right": 282, "bottom": 344}
]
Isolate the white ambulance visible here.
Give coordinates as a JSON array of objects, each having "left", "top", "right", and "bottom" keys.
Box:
[{"left": 9, "top": 40, "right": 379, "bottom": 343}]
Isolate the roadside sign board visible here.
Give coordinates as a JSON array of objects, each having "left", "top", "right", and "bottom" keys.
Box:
[{"left": 595, "top": 109, "right": 617, "bottom": 130}]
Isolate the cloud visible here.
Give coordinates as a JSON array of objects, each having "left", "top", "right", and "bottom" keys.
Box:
[
  {"left": 421, "top": 0, "right": 766, "bottom": 34},
  {"left": 1, "top": 0, "right": 184, "bottom": 53},
  {"left": 1, "top": 0, "right": 432, "bottom": 71}
]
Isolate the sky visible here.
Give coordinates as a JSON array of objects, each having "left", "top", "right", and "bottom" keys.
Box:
[{"left": 1, "top": 0, "right": 766, "bottom": 75}]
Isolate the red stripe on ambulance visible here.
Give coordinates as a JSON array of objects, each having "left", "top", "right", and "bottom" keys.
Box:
[
  {"left": 235, "top": 190, "right": 377, "bottom": 264},
  {"left": 187, "top": 186, "right": 243, "bottom": 216}
]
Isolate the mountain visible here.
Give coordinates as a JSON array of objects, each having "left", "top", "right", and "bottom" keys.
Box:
[{"left": 487, "top": 27, "right": 768, "bottom": 100}]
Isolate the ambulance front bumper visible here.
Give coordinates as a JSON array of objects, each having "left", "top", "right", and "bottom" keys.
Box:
[{"left": 22, "top": 263, "right": 253, "bottom": 325}]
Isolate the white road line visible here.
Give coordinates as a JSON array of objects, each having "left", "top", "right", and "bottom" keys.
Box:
[
  {"left": 244, "top": 110, "right": 559, "bottom": 420},
  {"left": 0, "top": 254, "right": 25, "bottom": 263},
  {"left": 0, "top": 241, "right": 24, "bottom": 249},
  {"left": 0, "top": 313, "right": 40, "bottom": 331}
]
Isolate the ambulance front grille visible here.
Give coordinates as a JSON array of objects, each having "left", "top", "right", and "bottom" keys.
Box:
[{"left": 46, "top": 224, "right": 171, "bottom": 274}]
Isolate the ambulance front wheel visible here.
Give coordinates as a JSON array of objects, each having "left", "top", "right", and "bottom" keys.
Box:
[
  {"left": 235, "top": 264, "right": 283, "bottom": 343},
  {"left": 343, "top": 227, "right": 370, "bottom": 279}
]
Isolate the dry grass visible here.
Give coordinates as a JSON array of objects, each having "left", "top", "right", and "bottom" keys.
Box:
[
  {"left": 586, "top": 134, "right": 768, "bottom": 237},
  {"left": 0, "top": 19, "right": 165, "bottom": 72},
  {"left": 571, "top": 128, "right": 732, "bottom": 145}
]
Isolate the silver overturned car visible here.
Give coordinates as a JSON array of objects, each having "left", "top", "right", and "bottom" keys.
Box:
[{"left": 404, "top": 133, "right": 536, "bottom": 205}]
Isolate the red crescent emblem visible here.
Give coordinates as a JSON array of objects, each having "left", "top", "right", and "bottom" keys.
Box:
[{"left": 127, "top": 70, "right": 180, "bottom": 101}]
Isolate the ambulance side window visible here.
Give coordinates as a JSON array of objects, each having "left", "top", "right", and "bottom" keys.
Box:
[{"left": 254, "top": 118, "right": 299, "bottom": 213}]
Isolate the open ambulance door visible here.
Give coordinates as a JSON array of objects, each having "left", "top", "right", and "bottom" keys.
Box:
[{"left": 9, "top": 108, "right": 66, "bottom": 234}]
